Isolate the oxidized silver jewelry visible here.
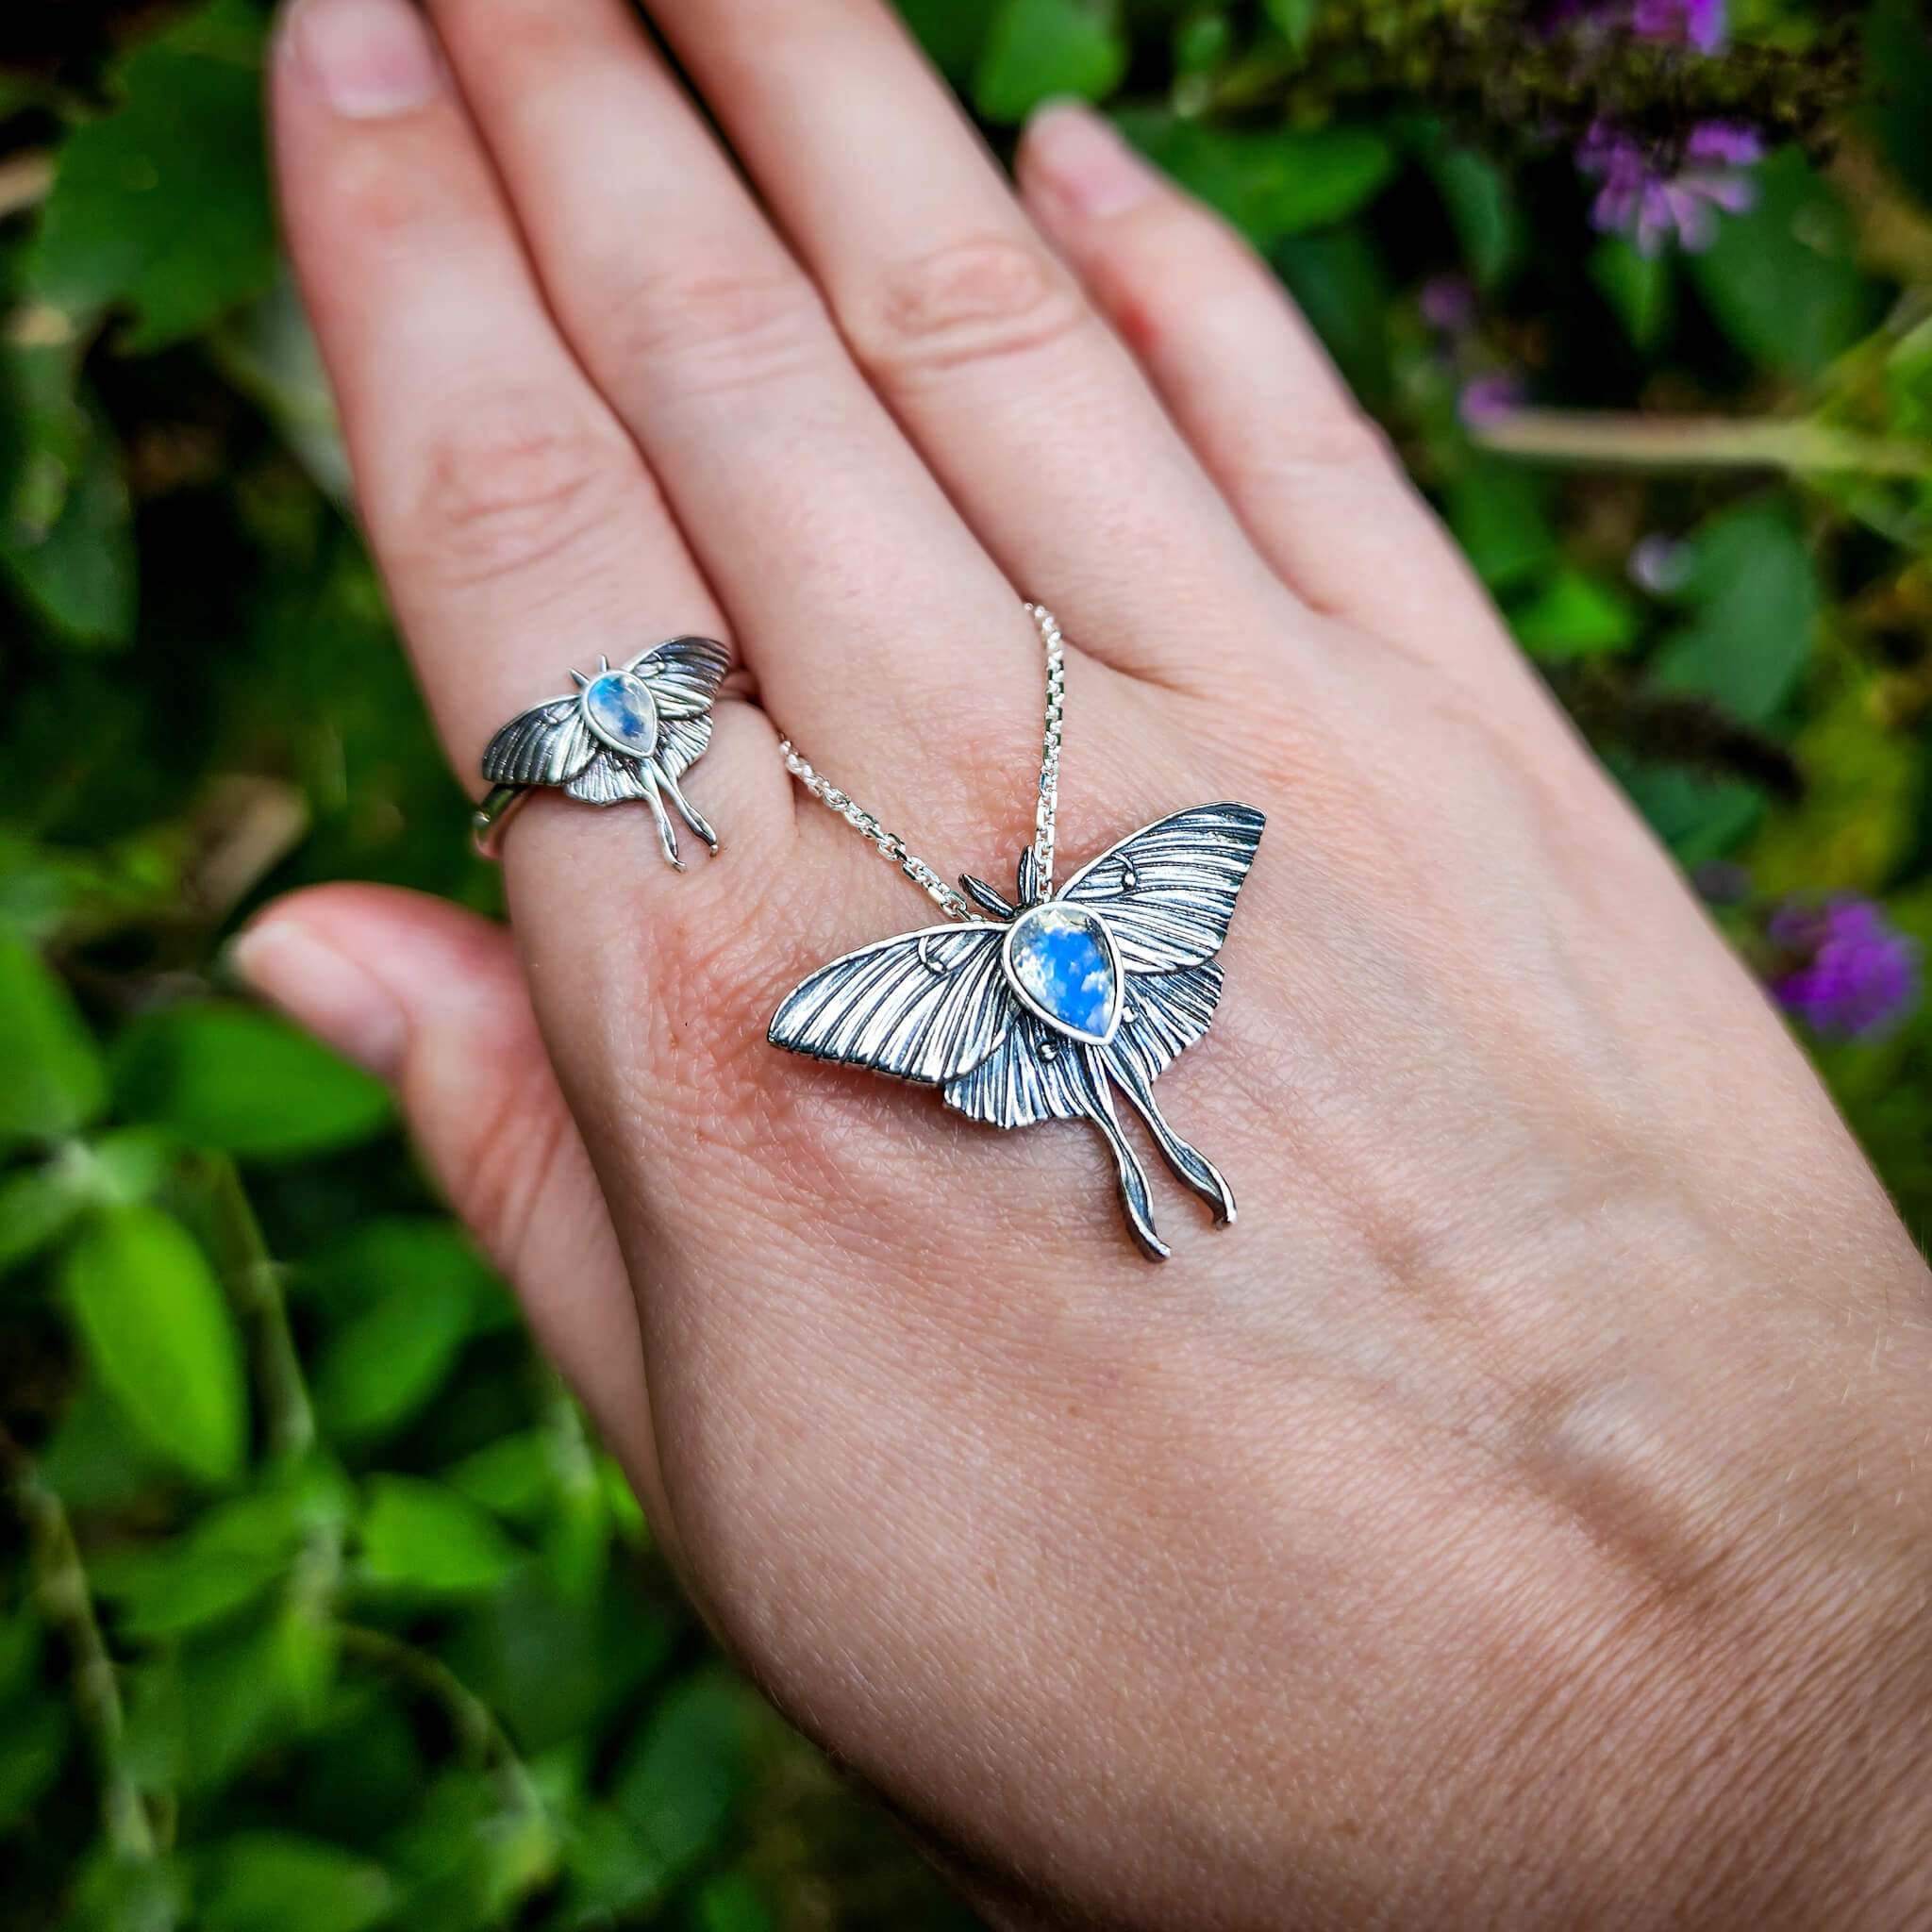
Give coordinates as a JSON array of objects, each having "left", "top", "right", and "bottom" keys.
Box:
[
  {"left": 768, "top": 605, "right": 1264, "bottom": 1261},
  {"left": 474, "top": 636, "right": 730, "bottom": 867}
]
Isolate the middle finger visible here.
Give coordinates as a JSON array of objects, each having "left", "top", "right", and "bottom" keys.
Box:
[
  {"left": 426, "top": 0, "right": 1053, "bottom": 829},
  {"left": 650, "top": 0, "right": 1288, "bottom": 675}
]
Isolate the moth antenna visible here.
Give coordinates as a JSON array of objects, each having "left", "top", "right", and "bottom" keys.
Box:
[
  {"left": 959, "top": 874, "right": 1016, "bottom": 919},
  {"left": 598, "top": 655, "right": 611, "bottom": 673},
  {"left": 570, "top": 668, "right": 591, "bottom": 689}
]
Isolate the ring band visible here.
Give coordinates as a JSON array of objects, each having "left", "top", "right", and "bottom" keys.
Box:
[{"left": 472, "top": 783, "right": 532, "bottom": 861}]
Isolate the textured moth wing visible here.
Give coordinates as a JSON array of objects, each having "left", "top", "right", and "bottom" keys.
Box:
[
  {"left": 768, "top": 925, "right": 1016, "bottom": 1083},
  {"left": 1107, "top": 964, "right": 1224, "bottom": 1087},
  {"left": 944, "top": 1009, "right": 1094, "bottom": 1128},
  {"left": 481, "top": 696, "right": 595, "bottom": 788},
  {"left": 655, "top": 712, "right": 713, "bottom": 782},
  {"left": 564, "top": 752, "right": 654, "bottom": 805},
  {"left": 1059, "top": 804, "right": 1265, "bottom": 975},
  {"left": 632, "top": 636, "right": 731, "bottom": 720}
]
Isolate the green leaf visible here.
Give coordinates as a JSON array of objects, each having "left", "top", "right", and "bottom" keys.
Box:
[
  {"left": 895, "top": 0, "right": 995, "bottom": 82},
  {"left": 114, "top": 1003, "right": 391, "bottom": 1159},
  {"left": 72, "top": 1847, "right": 190, "bottom": 1932},
  {"left": 974, "top": 0, "right": 1125, "bottom": 122},
  {"left": 314, "top": 1262, "right": 478, "bottom": 1442},
  {"left": 1444, "top": 460, "right": 1557, "bottom": 591},
  {"left": 1652, "top": 502, "right": 1819, "bottom": 723},
  {"left": 1511, "top": 567, "right": 1641, "bottom": 659},
  {"left": 1117, "top": 114, "right": 1397, "bottom": 247},
  {"left": 1272, "top": 222, "right": 1391, "bottom": 405},
  {"left": 35, "top": 1375, "right": 177, "bottom": 1512},
  {"left": 1425, "top": 144, "right": 1520, "bottom": 291},
  {"left": 1686, "top": 148, "right": 1883, "bottom": 379},
  {"left": 1866, "top": 0, "right": 1932, "bottom": 211},
  {"left": 301, "top": 1217, "right": 512, "bottom": 1325},
  {"left": 1611, "top": 756, "right": 1761, "bottom": 866},
  {"left": 1589, "top": 236, "right": 1674, "bottom": 352},
  {"left": 198, "top": 1834, "right": 392, "bottom": 1932},
  {"left": 443, "top": 1431, "right": 551, "bottom": 1520},
  {"left": 62, "top": 1204, "right": 248, "bottom": 1484},
  {"left": 0, "top": 1606, "right": 42, "bottom": 1702},
  {"left": 0, "top": 1163, "right": 87, "bottom": 1273},
  {"left": 699, "top": 1872, "right": 776, "bottom": 1932},
  {"left": 0, "top": 1695, "right": 67, "bottom": 1825},
  {"left": 0, "top": 370, "right": 136, "bottom": 647},
  {"left": 0, "top": 938, "right": 106, "bottom": 1141},
  {"left": 609, "top": 1674, "right": 758, "bottom": 1874},
  {"left": 95, "top": 1484, "right": 340, "bottom": 1638},
  {"left": 26, "top": 0, "right": 276, "bottom": 353},
  {"left": 563, "top": 1806, "right": 671, "bottom": 1923},
  {"left": 1263, "top": 0, "right": 1323, "bottom": 52},
  {"left": 359, "top": 1477, "right": 524, "bottom": 1593},
  {"left": 125, "top": 1606, "right": 333, "bottom": 1794}
]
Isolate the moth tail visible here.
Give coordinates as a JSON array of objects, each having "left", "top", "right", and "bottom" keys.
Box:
[
  {"left": 1103, "top": 1044, "right": 1237, "bottom": 1227},
  {"left": 638, "top": 764, "right": 685, "bottom": 872},
  {"left": 655, "top": 759, "right": 719, "bottom": 852},
  {"left": 1077, "top": 1047, "right": 1169, "bottom": 1261}
]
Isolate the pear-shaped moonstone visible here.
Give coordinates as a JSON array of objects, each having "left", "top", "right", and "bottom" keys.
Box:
[
  {"left": 583, "top": 671, "right": 658, "bottom": 755},
  {"left": 1006, "top": 904, "right": 1116, "bottom": 1041}
]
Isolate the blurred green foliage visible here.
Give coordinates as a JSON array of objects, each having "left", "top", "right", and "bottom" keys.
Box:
[{"left": 4, "top": 0, "right": 1932, "bottom": 1924}]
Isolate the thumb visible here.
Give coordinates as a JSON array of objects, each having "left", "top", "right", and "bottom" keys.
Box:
[{"left": 232, "top": 884, "right": 666, "bottom": 1524}]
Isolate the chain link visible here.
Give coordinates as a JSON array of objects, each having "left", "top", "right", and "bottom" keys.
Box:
[{"left": 776, "top": 603, "right": 1066, "bottom": 924}]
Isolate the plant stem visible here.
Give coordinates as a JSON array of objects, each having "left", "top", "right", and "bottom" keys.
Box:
[
  {"left": 0, "top": 1424, "right": 153, "bottom": 1860},
  {"left": 0, "top": 151, "right": 53, "bottom": 221},
  {"left": 1472, "top": 408, "right": 1932, "bottom": 477},
  {"left": 335, "top": 1624, "right": 543, "bottom": 1819},
  {"left": 189, "top": 1153, "right": 315, "bottom": 1461}
]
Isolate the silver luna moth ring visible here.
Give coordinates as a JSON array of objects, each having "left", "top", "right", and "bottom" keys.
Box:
[{"left": 473, "top": 636, "right": 731, "bottom": 869}]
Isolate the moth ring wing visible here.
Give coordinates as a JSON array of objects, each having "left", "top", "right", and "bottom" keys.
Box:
[
  {"left": 631, "top": 636, "right": 732, "bottom": 721},
  {"left": 480, "top": 693, "right": 598, "bottom": 789}
]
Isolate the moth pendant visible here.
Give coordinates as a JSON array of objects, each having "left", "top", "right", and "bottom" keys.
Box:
[
  {"left": 480, "top": 637, "right": 729, "bottom": 869},
  {"left": 768, "top": 804, "right": 1265, "bottom": 1259}
]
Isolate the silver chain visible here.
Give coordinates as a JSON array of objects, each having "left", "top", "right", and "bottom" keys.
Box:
[{"left": 776, "top": 602, "right": 1066, "bottom": 924}]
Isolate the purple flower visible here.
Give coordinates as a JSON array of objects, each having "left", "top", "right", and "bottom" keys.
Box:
[
  {"left": 1577, "top": 119, "right": 1763, "bottom": 257},
  {"left": 1457, "top": 373, "right": 1525, "bottom": 429},
  {"left": 1628, "top": 534, "right": 1694, "bottom": 596},
  {"left": 1632, "top": 0, "right": 1726, "bottom": 51},
  {"left": 1769, "top": 896, "right": 1922, "bottom": 1042},
  {"left": 1420, "top": 274, "right": 1477, "bottom": 335}
]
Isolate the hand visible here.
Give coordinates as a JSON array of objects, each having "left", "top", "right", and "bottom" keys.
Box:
[{"left": 244, "top": 0, "right": 1932, "bottom": 1922}]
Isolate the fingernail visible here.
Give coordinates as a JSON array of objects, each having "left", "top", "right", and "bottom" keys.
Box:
[
  {"left": 285, "top": 0, "right": 445, "bottom": 120},
  {"left": 230, "top": 919, "right": 409, "bottom": 1080},
  {"left": 1024, "top": 101, "right": 1157, "bottom": 220}
]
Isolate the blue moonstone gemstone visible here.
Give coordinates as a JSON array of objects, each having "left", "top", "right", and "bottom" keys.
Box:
[
  {"left": 1006, "top": 905, "right": 1118, "bottom": 1041},
  {"left": 583, "top": 671, "right": 658, "bottom": 755}
]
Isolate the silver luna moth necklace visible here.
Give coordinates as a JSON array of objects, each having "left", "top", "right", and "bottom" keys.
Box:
[{"left": 767, "top": 604, "right": 1265, "bottom": 1261}]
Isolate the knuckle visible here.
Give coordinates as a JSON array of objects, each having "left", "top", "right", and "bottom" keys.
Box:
[
  {"left": 850, "top": 234, "right": 1088, "bottom": 381},
  {"left": 598, "top": 258, "right": 831, "bottom": 401},
  {"left": 1245, "top": 402, "right": 1397, "bottom": 484},
  {"left": 402, "top": 393, "right": 638, "bottom": 587}
]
